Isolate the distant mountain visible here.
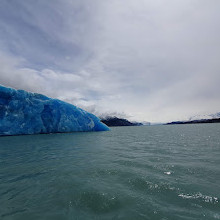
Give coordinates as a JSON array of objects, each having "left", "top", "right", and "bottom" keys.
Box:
[
  {"left": 166, "top": 118, "right": 220, "bottom": 125},
  {"left": 188, "top": 112, "right": 220, "bottom": 121},
  {"left": 141, "top": 121, "right": 151, "bottom": 126},
  {"left": 101, "top": 117, "right": 143, "bottom": 127}
]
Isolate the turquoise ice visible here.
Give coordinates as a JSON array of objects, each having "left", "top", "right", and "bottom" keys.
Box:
[{"left": 0, "top": 85, "right": 109, "bottom": 136}]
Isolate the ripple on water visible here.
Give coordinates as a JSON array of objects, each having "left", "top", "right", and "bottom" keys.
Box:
[{"left": 72, "top": 191, "right": 121, "bottom": 213}]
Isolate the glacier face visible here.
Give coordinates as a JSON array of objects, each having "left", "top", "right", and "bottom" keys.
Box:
[{"left": 0, "top": 85, "right": 109, "bottom": 136}]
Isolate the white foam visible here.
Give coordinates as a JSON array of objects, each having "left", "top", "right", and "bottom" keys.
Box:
[{"left": 178, "top": 192, "right": 218, "bottom": 204}]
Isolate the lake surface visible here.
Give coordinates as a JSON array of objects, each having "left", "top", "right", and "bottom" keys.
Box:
[{"left": 0, "top": 124, "right": 220, "bottom": 220}]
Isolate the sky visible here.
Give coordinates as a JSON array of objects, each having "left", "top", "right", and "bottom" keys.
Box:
[{"left": 0, "top": 0, "right": 220, "bottom": 123}]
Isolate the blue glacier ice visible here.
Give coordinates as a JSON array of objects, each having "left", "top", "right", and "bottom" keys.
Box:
[{"left": 0, "top": 85, "right": 109, "bottom": 136}]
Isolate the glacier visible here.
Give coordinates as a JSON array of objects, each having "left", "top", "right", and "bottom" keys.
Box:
[{"left": 0, "top": 85, "right": 109, "bottom": 136}]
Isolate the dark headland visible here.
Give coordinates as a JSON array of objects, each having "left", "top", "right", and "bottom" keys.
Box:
[{"left": 101, "top": 117, "right": 143, "bottom": 127}]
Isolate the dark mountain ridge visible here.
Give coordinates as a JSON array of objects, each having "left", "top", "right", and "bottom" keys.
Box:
[
  {"left": 101, "top": 117, "right": 143, "bottom": 127},
  {"left": 166, "top": 118, "right": 220, "bottom": 125}
]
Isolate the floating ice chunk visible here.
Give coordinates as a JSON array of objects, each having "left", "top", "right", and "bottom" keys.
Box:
[{"left": 0, "top": 85, "right": 109, "bottom": 136}]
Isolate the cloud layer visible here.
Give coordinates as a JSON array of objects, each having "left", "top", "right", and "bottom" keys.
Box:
[{"left": 0, "top": 0, "right": 220, "bottom": 122}]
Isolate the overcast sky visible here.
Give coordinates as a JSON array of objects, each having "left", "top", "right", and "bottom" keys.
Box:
[{"left": 0, "top": 0, "right": 220, "bottom": 123}]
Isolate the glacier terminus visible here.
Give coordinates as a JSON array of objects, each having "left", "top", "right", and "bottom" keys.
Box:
[{"left": 0, "top": 85, "right": 109, "bottom": 136}]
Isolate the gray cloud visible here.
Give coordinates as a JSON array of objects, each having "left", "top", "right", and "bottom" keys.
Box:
[{"left": 0, "top": 0, "right": 220, "bottom": 122}]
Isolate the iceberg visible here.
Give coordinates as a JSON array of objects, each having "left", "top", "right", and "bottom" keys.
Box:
[{"left": 0, "top": 85, "right": 109, "bottom": 136}]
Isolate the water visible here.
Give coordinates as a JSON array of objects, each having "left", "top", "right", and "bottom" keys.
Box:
[{"left": 0, "top": 124, "right": 220, "bottom": 220}]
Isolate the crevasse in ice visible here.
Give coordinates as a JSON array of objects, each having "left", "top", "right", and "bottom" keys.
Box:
[{"left": 0, "top": 85, "right": 109, "bottom": 136}]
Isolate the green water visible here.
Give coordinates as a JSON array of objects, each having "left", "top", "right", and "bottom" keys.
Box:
[{"left": 0, "top": 124, "right": 220, "bottom": 220}]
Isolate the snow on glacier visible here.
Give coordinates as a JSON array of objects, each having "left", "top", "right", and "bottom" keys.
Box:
[{"left": 0, "top": 85, "right": 109, "bottom": 136}]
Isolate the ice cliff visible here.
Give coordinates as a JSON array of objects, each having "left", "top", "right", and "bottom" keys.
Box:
[{"left": 0, "top": 85, "right": 109, "bottom": 136}]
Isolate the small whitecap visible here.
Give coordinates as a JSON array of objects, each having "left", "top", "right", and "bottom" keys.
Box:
[
  {"left": 178, "top": 193, "right": 219, "bottom": 204},
  {"left": 164, "top": 171, "right": 171, "bottom": 175}
]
